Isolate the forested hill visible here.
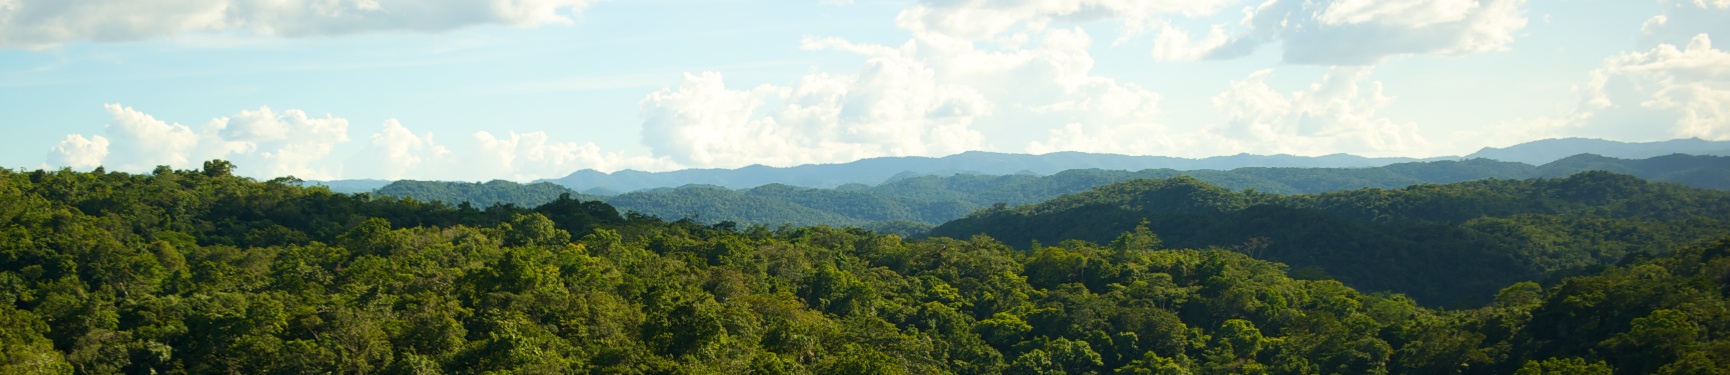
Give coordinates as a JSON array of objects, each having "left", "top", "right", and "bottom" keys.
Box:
[
  {"left": 374, "top": 180, "right": 605, "bottom": 209},
  {"left": 3, "top": 163, "right": 1728, "bottom": 374},
  {"left": 929, "top": 171, "right": 1730, "bottom": 306},
  {"left": 377, "top": 154, "right": 1730, "bottom": 231}
]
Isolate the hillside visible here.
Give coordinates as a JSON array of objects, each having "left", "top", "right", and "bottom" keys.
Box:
[
  {"left": 373, "top": 154, "right": 1730, "bottom": 232},
  {"left": 374, "top": 180, "right": 603, "bottom": 209},
  {"left": 929, "top": 172, "right": 1730, "bottom": 306},
  {"left": 3, "top": 163, "right": 1727, "bottom": 374}
]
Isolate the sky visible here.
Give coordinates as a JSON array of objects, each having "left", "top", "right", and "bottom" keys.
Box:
[{"left": 2, "top": 0, "right": 1727, "bottom": 182}]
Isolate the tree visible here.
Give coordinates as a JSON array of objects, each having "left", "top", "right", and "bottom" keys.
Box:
[{"left": 202, "top": 160, "right": 235, "bottom": 178}]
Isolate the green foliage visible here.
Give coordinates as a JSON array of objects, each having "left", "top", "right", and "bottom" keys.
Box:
[
  {"left": 933, "top": 172, "right": 1730, "bottom": 306},
  {"left": 2, "top": 163, "right": 1728, "bottom": 374},
  {"left": 374, "top": 180, "right": 600, "bottom": 209},
  {"left": 386, "top": 155, "right": 1730, "bottom": 235}
]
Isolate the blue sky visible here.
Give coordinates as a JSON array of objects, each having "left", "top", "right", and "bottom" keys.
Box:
[{"left": 2, "top": 0, "right": 1726, "bottom": 181}]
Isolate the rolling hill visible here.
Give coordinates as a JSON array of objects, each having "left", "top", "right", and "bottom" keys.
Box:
[
  {"left": 377, "top": 154, "right": 1730, "bottom": 234},
  {"left": 928, "top": 171, "right": 1730, "bottom": 306}
]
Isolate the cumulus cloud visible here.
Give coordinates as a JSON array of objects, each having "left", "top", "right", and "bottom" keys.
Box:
[
  {"left": 46, "top": 134, "right": 110, "bottom": 170},
  {"left": 96, "top": 104, "right": 206, "bottom": 171},
  {"left": 44, "top": 104, "right": 685, "bottom": 181},
  {"left": 0, "top": 0, "right": 593, "bottom": 49},
  {"left": 1557, "top": 34, "right": 1730, "bottom": 141},
  {"left": 1150, "top": 23, "right": 1230, "bottom": 61},
  {"left": 889, "top": 0, "right": 1527, "bottom": 65},
  {"left": 341, "top": 119, "right": 454, "bottom": 180},
  {"left": 1639, "top": 0, "right": 1730, "bottom": 48},
  {"left": 207, "top": 106, "right": 352, "bottom": 179},
  {"left": 1203, "top": 67, "right": 1431, "bottom": 155},
  {"left": 639, "top": 65, "right": 990, "bottom": 168},
  {"left": 894, "top": 0, "right": 1238, "bottom": 40},
  {"left": 1024, "top": 67, "right": 1170, "bottom": 154},
  {"left": 474, "top": 131, "right": 678, "bottom": 181},
  {"left": 638, "top": 21, "right": 1199, "bottom": 167},
  {"left": 46, "top": 104, "right": 355, "bottom": 179},
  {"left": 1174, "top": 0, "right": 1528, "bottom": 65}
]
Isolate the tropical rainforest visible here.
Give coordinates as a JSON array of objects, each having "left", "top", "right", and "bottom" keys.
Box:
[{"left": 2, "top": 161, "right": 1727, "bottom": 374}]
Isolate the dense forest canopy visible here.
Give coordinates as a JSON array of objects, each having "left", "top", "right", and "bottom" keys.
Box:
[
  {"left": 931, "top": 172, "right": 1730, "bottom": 307},
  {"left": 2, "top": 162, "right": 1727, "bottom": 374}
]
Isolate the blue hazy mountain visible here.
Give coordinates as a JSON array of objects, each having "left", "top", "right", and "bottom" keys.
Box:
[
  {"left": 547, "top": 137, "right": 1730, "bottom": 192},
  {"left": 544, "top": 151, "right": 1429, "bottom": 192},
  {"left": 1467, "top": 137, "right": 1730, "bottom": 165},
  {"left": 377, "top": 153, "right": 1730, "bottom": 230},
  {"left": 305, "top": 179, "right": 393, "bottom": 194}
]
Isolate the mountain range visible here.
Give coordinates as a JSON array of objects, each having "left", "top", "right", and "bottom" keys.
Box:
[
  {"left": 304, "top": 138, "right": 1730, "bottom": 194},
  {"left": 373, "top": 153, "right": 1730, "bottom": 233},
  {"left": 541, "top": 137, "right": 1730, "bottom": 192},
  {"left": 928, "top": 171, "right": 1730, "bottom": 306},
  {"left": 1465, "top": 137, "right": 1730, "bottom": 165}
]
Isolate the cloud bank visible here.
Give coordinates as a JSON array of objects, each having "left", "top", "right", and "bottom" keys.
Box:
[
  {"left": 1179, "top": 0, "right": 1529, "bottom": 65},
  {"left": 45, "top": 104, "right": 675, "bottom": 181},
  {"left": 0, "top": 0, "right": 593, "bottom": 49}
]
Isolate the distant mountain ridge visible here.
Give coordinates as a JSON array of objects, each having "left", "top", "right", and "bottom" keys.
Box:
[
  {"left": 544, "top": 151, "right": 1429, "bottom": 192},
  {"left": 544, "top": 137, "right": 1730, "bottom": 192},
  {"left": 305, "top": 179, "right": 392, "bottom": 194},
  {"left": 375, "top": 154, "right": 1730, "bottom": 233},
  {"left": 1467, "top": 137, "right": 1730, "bottom": 165}
]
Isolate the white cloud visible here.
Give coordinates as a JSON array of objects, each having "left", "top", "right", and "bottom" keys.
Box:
[
  {"left": 343, "top": 119, "right": 452, "bottom": 180},
  {"left": 1151, "top": 23, "right": 1229, "bottom": 61},
  {"left": 1566, "top": 34, "right": 1730, "bottom": 140},
  {"left": 1317, "top": 0, "right": 1480, "bottom": 27},
  {"left": 202, "top": 106, "right": 352, "bottom": 179},
  {"left": 894, "top": 0, "right": 1238, "bottom": 40},
  {"left": 1202, "top": 67, "right": 1431, "bottom": 155},
  {"left": 1640, "top": 0, "right": 1730, "bottom": 49},
  {"left": 640, "top": 15, "right": 1233, "bottom": 167},
  {"left": 99, "top": 103, "right": 204, "bottom": 171},
  {"left": 1486, "top": 3, "right": 1730, "bottom": 147},
  {"left": 44, "top": 104, "right": 687, "bottom": 181},
  {"left": 1030, "top": 67, "right": 1434, "bottom": 158},
  {"left": 473, "top": 130, "right": 678, "bottom": 181},
  {"left": 46, "top": 134, "right": 109, "bottom": 170},
  {"left": 0, "top": 0, "right": 593, "bottom": 49},
  {"left": 1189, "top": 0, "right": 1528, "bottom": 65},
  {"left": 638, "top": 57, "right": 993, "bottom": 168},
  {"left": 44, "top": 104, "right": 352, "bottom": 179},
  {"left": 889, "top": 0, "right": 1526, "bottom": 65}
]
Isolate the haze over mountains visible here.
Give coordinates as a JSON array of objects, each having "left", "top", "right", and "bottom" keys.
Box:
[
  {"left": 373, "top": 153, "right": 1730, "bottom": 232},
  {"left": 1464, "top": 137, "right": 1730, "bottom": 165},
  {"left": 305, "top": 138, "right": 1730, "bottom": 194},
  {"left": 537, "top": 138, "right": 1730, "bottom": 193}
]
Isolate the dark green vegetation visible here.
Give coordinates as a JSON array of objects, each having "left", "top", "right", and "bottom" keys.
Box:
[
  {"left": 375, "top": 180, "right": 604, "bottom": 210},
  {"left": 931, "top": 171, "right": 1730, "bottom": 307},
  {"left": 380, "top": 154, "right": 1730, "bottom": 232},
  {"left": 4, "top": 162, "right": 1729, "bottom": 374}
]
